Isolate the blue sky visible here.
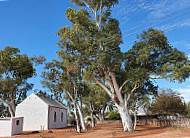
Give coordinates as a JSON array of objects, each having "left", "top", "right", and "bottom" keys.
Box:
[{"left": 0, "top": 0, "right": 190, "bottom": 102}]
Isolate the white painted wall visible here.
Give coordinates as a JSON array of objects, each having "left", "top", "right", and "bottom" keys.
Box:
[
  {"left": 16, "top": 93, "right": 49, "bottom": 131},
  {"left": 49, "top": 107, "right": 67, "bottom": 129},
  {"left": 0, "top": 118, "right": 11, "bottom": 137},
  {"left": 0, "top": 117, "right": 23, "bottom": 137}
]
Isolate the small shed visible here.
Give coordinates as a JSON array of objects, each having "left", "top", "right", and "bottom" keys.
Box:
[
  {"left": 15, "top": 93, "right": 67, "bottom": 131},
  {"left": 0, "top": 117, "right": 23, "bottom": 137}
]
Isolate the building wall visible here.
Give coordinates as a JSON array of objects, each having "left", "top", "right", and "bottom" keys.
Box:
[
  {"left": 11, "top": 117, "right": 23, "bottom": 136},
  {"left": 15, "top": 94, "right": 49, "bottom": 131},
  {"left": 0, "top": 117, "right": 23, "bottom": 137},
  {"left": 0, "top": 118, "right": 12, "bottom": 137},
  {"left": 48, "top": 107, "right": 67, "bottom": 129}
]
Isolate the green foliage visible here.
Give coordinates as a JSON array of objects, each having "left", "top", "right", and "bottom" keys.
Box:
[
  {"left": 108, "top": 110, "right": 120, "bottom": 120},
  {"left": 84, "top": 83, "right": 110, "bottom": 105},
  {"left": 0, "top": 102, "right": 9, "bottom": 117},
  {"left": 150, "top": 89, "right": 187, "bottom": 116},
  {"left": 57, "top": 0, "right": 123, "bottom": 82},
  {"left": 0, "top": 46, "right": 43, "bottom": 116},
  {"left": 83, "top": 83, "right": 111, "bottom": 119},
  {"left": 125, "top": 28, "right": 190, "bottom": 84},
  {"left": 35, "top": 90, "right": 51, "bottom": 98},
  {"left": 0, "top": 46, "right": 35, "bottom": 101},
  {"left": 57, "top": 0, "right": 190, "bottom": 99}
]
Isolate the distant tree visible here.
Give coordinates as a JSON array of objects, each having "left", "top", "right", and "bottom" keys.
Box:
[
  {"left": 83, "top": 83, "right": 111, "bottom": 127},
  {"left": 0, "top": 47, "right": 35, "bottom": 117},
  {"left": 41, "top": 79, "right": 64, "bottom": 102},
  {"left": 129, "top": 95, "right": 151, "bottom": 130},
  {"left": 42, "top": 60, "right": 87, "bottom": 132},
  {"left": 0, "top": 46, "right": 45, "bottom": 117},
  {"left": 150, "top": 89, "right": 186, "bottom": 117},
  {"left": 35, "top": 90, "right": 51, "bottom": 98}
]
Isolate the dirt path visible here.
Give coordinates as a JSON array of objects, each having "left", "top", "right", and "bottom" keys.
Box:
[{"left": 8, "top": 123, "right": 190, "bottom": 138}]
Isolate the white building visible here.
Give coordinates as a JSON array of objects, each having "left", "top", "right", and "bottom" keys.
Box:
[
  {"left": 15, "top": 93, "right": 67, "bottom": 131},
  {"left": 0, "top": 117, "right": 23, "bottom": 137}
]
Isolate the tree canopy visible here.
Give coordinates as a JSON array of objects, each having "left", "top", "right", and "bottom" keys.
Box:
[
  {"left": 56, "top": 0, "right": 190, "bottom": 131},
  {"left": 0, "top": 46, "right": 45, "bottom": 117},
  {"left": 150, "top": 89, "right": 187, "bottom": 116}
]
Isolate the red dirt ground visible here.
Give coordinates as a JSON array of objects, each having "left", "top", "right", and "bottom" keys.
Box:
[{"left": 6, "top": 123, "right": 190, "bottom": 138}]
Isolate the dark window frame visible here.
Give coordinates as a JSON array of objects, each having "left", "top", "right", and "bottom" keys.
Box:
[
  {"left": 54, "top": 112, "right": 56, "bottom": 122},
  {"left": 61, "top": 112, "right": 63, "bottom": 122},
  {"left": 16, "top": 120, "right": 19, "bottom": 126}
]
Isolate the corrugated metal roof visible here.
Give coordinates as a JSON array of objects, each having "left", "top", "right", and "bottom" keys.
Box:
[{"left": 37, "top": 95, "right": 67, "bottom": 109}]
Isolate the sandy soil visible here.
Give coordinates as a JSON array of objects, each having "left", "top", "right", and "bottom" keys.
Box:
[{"left": 6, "top": 123, "right": 190, "bottom": 138}]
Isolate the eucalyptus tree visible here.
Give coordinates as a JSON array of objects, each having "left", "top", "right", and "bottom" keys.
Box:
[
  {"left": 57, "top": 0, "right": 190, "bottom": 131},
  {"left": 83, "top": 83, "right": 111, "bottom": 127},
  {"left": 94, "top": 85, "right": 111, "bottom": 122},
  {"left": 42, "top": 60, "right": 87, "bottom": 132},
  {"left": 150, "top": 89, "right": 187, "bottom": 117},
  {"left": 127, "top": 80, "right": 157, "bottom": 129},
  {"left": 0, "top": 47, "right": 38, "bottom": 117},
  {"left": 129, "top": 95, "right": 151, "bottom": 130}
]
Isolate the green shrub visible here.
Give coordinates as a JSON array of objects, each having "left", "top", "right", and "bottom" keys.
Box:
[{"left": 108, "top": 110, "right": 120, "bottom": 120}]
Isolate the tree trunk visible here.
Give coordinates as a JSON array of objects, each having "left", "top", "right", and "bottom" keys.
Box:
[
  {"left": 73, "top": 102, "right": 80, "bottom": 133},
  {"left": 98, "top": 112, "right": 103, "bottom": 122},
  {"left": 91, "top": 112, "right": 95, "bottom": 128},
  {"left": 102, "top": 105, "right": 106, "bottom": 121},
  {"left": 76, "top": 104, "right": 86, "bottom": 130},
  {"left": 134, "top": 111, "right": 137, "bottom": 130},
  {"left": 8, "top": 102, "right": 16, "bottom": 117},
  {"left": 117, "top": 105, "right": 134, "bottom": 132},
  {"left": 96, "top": 72, "right": 138, "bottom": 132}
]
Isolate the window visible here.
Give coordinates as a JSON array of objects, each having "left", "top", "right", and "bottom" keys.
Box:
[
  {"left": 54, "top": 112, "right": 56, "bottom": 122},
  {"left": 16, "top": 120, "right": 19, "bottom": 126},
  {"left": 61, "top": 112, "right": 63, "bottom": 122}
]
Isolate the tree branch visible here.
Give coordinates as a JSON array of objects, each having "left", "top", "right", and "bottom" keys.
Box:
[
  {"left": 65, "top": 90, "right": 75, "bottom": 102},
  {"left": 96, "top": 79, "right": 112, "bottom": 97},
  {"left": 100, "top": 66, "right": 115, "bottom": 94},
  {"left": 81, "top": 0, "right": 95, "bottom": 17},
  {"left": 0, "top": 98, "right": 9, "bottom": 105},
  {"left": 150, "top": 77, "right": 163, "bottom": 80},
  {"left": 126, "top": 84, "right": 140, "bottom": 105},
  {"left": 16, "top": 90, "right": 23, "bottom": 102},
  {"left": 110, "top": 72, "right": 124, "bottom": 104},
  {"left": 119, "top": 80, "right": 130, "bottom": 94},
  {"left": 98, "top": 0, "right": 103, "bottom": 29},
  {"left": 110, "top": 72, "right": 119, "bottom": 91}
]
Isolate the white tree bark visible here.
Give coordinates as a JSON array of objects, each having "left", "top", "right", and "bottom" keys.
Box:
[
  {"left": 65, "top": 90, "right": 81, "bottom": 132},
  {"left": 96, "top": 71, "right": 139, "bottom": 131},
  {"left": 117, "top": 105, "right": 134, "bottom": 131},
  {"left": 91, "top": 112, "right": 95, "bottom": 128},
  {"left": 8, "top": 101, "right": 16, "bottom": 117},
  {"left": 133, "top": 111, "right": 137, "bottom": 130},
  {"left": 73, "top": 102, "right": 80, "bottom": 133},
  {"left": 0, "top": 98, "right": 16, "bottom": 117},
  {"left": 76, "top": 103, "right": 86, "bottom": 130},
  {"left": 8, "top": 105, "right": 15, "bottom": 118}
]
